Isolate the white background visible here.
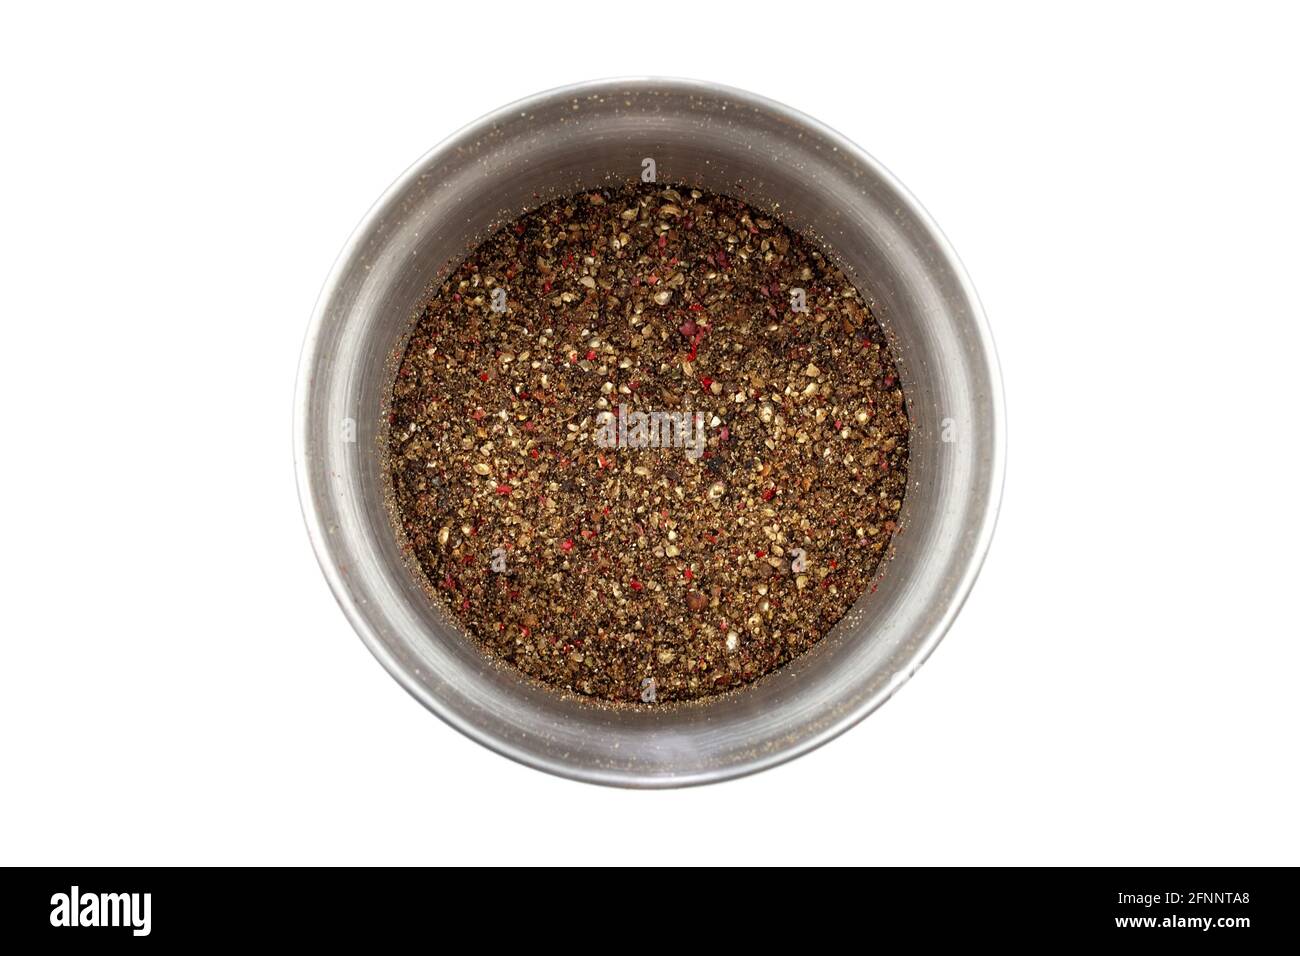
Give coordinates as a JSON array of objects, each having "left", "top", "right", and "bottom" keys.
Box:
[{"left": 2, "top": 2, "right": 1296, "bottom": 866}]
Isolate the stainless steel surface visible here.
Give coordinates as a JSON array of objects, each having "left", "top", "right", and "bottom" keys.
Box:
[{"left": 294, "top": 77, "right": 1005, "bottom": 787}]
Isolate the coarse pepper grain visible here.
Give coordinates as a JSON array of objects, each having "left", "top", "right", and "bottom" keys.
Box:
[{"left": 387, "top": 183, "right": 909, "bottom": 704}]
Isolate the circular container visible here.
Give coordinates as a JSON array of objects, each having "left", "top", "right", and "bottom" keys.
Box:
[{"left": 294, "top": 78, "right": 1004, "bottom": 787}]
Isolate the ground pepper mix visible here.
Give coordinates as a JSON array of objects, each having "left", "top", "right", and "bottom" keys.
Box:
[{"left": 387, "top": 183, "right": 909, "bottom": 704}]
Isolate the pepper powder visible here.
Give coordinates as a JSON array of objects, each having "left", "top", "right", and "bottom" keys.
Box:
[{"left": 387, "top": 182, "right": 909, "bottom": 704}]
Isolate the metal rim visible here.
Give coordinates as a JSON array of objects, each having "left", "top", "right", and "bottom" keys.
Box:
[{"left": 293, "top": 76, "right": 1006, "bottom": 787}]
